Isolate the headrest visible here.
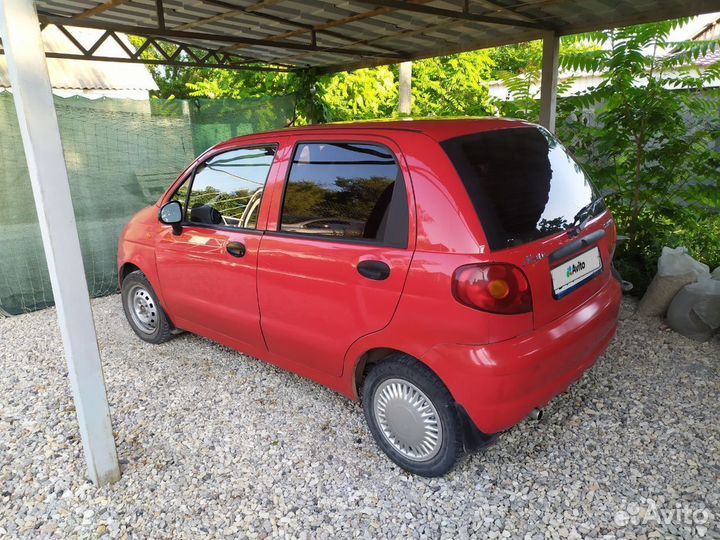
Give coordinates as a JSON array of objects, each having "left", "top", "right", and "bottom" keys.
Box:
[{"left": 190, "top": 204, "right": 222, "bottom": 225}]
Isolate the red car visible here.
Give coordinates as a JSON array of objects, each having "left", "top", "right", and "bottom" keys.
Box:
[{"left": 118, "top": 119, "right": 621, "bottom": 476}]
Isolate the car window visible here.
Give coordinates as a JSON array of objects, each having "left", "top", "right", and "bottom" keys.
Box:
[
  {"left": 280, "top": 142, "right": 408, "bottom": 246},
  {"left": 184, "top": 146, "right": 276, "bottom": 229},
  {"left": 441, "top": 127, "right": 603, "bottom": 250}
]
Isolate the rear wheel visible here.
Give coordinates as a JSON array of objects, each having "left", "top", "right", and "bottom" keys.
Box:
[
  {"left": 362, "top": 355, "right": 463, "bottom": 477},
  {"left": 121, "top": 270, "right": 173, "bottom": 344}
]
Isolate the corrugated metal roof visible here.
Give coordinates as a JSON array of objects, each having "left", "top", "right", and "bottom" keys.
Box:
[
  {"left": 0, "top": 25, "right": 157, "bottom": 91},
  {"left": 19, "top": 1, "right": 720, "bottom": 73},
  {"left": 698, "top": 48, "right": 720, "bottom": 66}
]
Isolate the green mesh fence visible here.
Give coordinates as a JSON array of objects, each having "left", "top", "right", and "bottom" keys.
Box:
[{"left": 0, "top": 93, "right": 295, "bottom": 316}]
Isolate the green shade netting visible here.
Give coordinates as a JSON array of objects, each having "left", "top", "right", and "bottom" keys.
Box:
[{"left": 0, "top": 93, "right": 295, "bottom": 315}]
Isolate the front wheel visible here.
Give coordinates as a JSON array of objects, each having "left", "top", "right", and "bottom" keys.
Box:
[
  {"left": 121, "top": 270, "right": 174, "bottom": 344},
  {"left": 362, "top": 355, "right": 464, "bottom": 477}
]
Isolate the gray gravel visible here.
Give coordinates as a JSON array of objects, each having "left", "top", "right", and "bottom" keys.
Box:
[{"left": 1, "top": 296, "right": 718, "bottom": 539}]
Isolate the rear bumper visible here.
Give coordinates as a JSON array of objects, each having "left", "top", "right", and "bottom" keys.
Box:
[{"left": 422, "top": 276, "right": 622, "bottom": 434}]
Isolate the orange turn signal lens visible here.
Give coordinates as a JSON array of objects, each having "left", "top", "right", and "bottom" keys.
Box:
[{"left": 487, "top": 279, "right": 510, "bottom": 299}]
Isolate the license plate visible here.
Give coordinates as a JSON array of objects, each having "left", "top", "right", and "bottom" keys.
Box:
[{"left": 551, "top": 247, "right": 603, "bottom": 298}]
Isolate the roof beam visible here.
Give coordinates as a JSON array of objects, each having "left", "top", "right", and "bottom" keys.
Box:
[
  {"left": 557, "top": 0, "right": 720, "bottom": 35},
  {"left": 156, "top": 0, "right": 165, "bottom": 30},
  {"left": 0, "top": 25, "right": 295, "bottom": 72},
  {"left": 475, "top": 0, "right": 537, "bottom": 23},
  {"left": 181, "top": 0, "right": 403, "bottom": 56},
  {"left": 221, "top": 0, "right": 436, "bottom": 53},
  {"left": 316, "top": 24, "right": 541, "bottom": 74},
  {"left": 38, "top": 13, "right": 401, "bottom": 59},
  {"left": 74, "top": 0, "right": 132, "bottom": 20},
  {"left": 357, "top": 0, "right": 553, "bottom": 30},
  {"left": 513, "top": 0, "right": 569, "bottom": 12},
  {"left": 276, "top": 19, "right": 469, "bottom": 66},
  {"left": 175, "top": 8, "right": 249, "bottom": 31},
  {"left": 38, "top": 51, "right": 294, "bottom": 71},
  {"left": 197, "top": 0, "right": 319, "bottom": 32},
  {"left": 201, "top": 0, "right": 286, "bottom": 12}
]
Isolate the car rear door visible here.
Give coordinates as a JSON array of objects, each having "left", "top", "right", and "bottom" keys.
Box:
[
  {"left": 154, "top": 141, "right": 282, "bottom": 352},
  {"left": 257, "top": 134, "right": 415, "bottom": 377}
]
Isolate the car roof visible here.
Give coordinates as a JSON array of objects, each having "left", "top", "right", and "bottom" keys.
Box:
[{"left": 214, "top": 117, "right": 537, "bottom": 150}]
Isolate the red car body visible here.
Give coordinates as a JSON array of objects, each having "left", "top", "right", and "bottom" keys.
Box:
[{"left": 118, "top": 119, "right": 621, "bottom": 437}]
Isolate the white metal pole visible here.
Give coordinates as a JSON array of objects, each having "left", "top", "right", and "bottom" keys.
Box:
[
  {"left": 0, "top": 0, "right": 120, "bottom": 485},
  {"left": 539, "top": 30, "right": 560, "bottom": 133},
  {"left": 398, "top": 61, "right": 412, "bottom": 116}
]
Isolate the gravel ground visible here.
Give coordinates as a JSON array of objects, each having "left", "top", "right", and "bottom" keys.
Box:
[{"left": 1, "top": 295, "right": 718, "bottom": 539}]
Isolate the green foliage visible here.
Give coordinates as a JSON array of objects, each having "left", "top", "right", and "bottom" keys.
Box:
[
  {"left": 407, "top": 50, "right": 495, "bottom": 117},
  {"left": 281, "top": 177, "right": 392, "bottom": 224},
  {"left": 151, "top": 49, "right": 495, "bottom": 123},
  {"left": 186, "top": 70, "right": 297, "bottom": 100},
  {"left": 555, "top": 20, "right": 720, "bottom": 293},
  {"left": 495, "top": 70, "right": 576, "bottom": 121},
  {"left": 186, "top": 69, "right": 321, "bottom": 124},
  {"left": 129, "top": 36, "right": 319, "bottom": 122},
  {"left": 316, "top": 50, "right": 495, "bottom": 121},
  {"left": 489, "top": 41, "right": 543, "bottom": 76},
  {"left": 332, "top": 177, "right": 393, "bottom": 220},
  {"left": 316, "top": 66, "right": 397, "bottom": 121},
  {"left": 282, "top": 181, "right": 328, "bottom": 221},
  {"left": 492, "top": 38, "right": 600, "bottom": 122}
]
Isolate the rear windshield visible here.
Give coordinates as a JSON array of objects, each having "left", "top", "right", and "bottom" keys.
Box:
[{"left": 441, "top": 127, "right": 603, "bottom": 251}]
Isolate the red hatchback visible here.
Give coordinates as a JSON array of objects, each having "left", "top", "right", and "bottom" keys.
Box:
[{"left": 118, "top": 119, "right": 622, "bottom": 476}]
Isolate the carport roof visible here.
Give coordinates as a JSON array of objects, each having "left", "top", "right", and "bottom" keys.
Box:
[{"left": 14, "top": 1, "right": 720, "bottom": 73}]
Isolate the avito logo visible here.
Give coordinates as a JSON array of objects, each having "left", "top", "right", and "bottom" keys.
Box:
[{"left": 566, "top": 260, "right": 586, "bottom": 278}]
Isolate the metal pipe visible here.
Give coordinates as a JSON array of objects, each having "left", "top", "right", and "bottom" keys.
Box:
[{"left": 528, "top": 408, "right": 544, "bottom": 421}]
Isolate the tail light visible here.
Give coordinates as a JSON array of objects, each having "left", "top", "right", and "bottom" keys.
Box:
[
  {"left": 452, "top": 263, "right": 532, "bottom": 314},
  {"left": 608, "top": 218, "right": 617, "bottom": 259}
]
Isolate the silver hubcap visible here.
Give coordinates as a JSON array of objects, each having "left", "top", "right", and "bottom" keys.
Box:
[
  {"left": 373, "top": 378, "right": 443, "bottom": 462},
  {"left": 127, "top": 284, "right": 157, "bottom": 334}
]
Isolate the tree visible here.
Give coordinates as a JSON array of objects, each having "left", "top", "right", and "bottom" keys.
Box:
[
  {"left": 186, "top": 69, "right": 321, "bottom": 124},
  {"left": 488, "top": 41, "right": 544, "bottom": 77},
  {"left": 175, "top": 50, "right": 496, "bottom": 122},
  {"left": 408, "top": 50, "right": 495, "bottom": 117},
  {"left": 316, "top": 66, "right": 397, "bottom": 121},
  {"left": 316, "top": 50, "right": 496, "bottom": 120},
  {"left": 557, "top": 20, "right": 720, "bottom": 291},
  {"left": 491, "top": 38, "right": 601, "bottom": 121}
]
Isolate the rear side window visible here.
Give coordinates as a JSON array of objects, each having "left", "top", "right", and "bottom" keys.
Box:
[
  {"left": 279, "top": 142, "right": 408, "bottom": 246},
  {"left": 441, "top": 127, "right": 603, "bottom": 251}
]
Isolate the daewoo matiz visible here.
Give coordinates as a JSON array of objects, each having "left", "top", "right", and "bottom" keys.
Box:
[{"left": 118, "top": 119, "right": 622, "bottom": 476}]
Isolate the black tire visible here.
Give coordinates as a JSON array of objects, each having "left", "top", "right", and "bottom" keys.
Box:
[
  {"left": 362, "top": 355, "right": 464, "bottom": 477},
  {"left": 120, "top": 270, "right": 174, "bottom": 344}
]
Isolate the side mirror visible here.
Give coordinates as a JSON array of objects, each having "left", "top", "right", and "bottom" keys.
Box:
[{"left": 159, "top": 201, "right": 183, "bottom": 235}]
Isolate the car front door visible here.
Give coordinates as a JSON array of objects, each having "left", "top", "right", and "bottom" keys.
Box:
[
  {"left": 257, "top": 135, "right": 415, "bottom": 377},
  {"left": 155, "top": 142, "right": 281, "bottom": 353}
]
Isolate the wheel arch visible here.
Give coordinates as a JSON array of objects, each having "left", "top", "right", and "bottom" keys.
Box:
[
  {"left": 118, "top": 262, "right": 140, "bottom": 286},
  {"left": 353, "top": 347, "right": 440, "bottom": 400},
  {"left": 355, "top": 347, "right": 497, "bottom": 454}
]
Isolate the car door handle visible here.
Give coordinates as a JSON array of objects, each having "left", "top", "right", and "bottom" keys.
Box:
[
  {"left": 357, "top": 260, "right": 391, "bottom": 280},
  {"left": 226, "top": 241, "right": 246, "bottom": 258}
]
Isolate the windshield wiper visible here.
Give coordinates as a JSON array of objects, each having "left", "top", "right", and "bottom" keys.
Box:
[{"left": 568, "top": 191, "right": 612, "bottom": 235}]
